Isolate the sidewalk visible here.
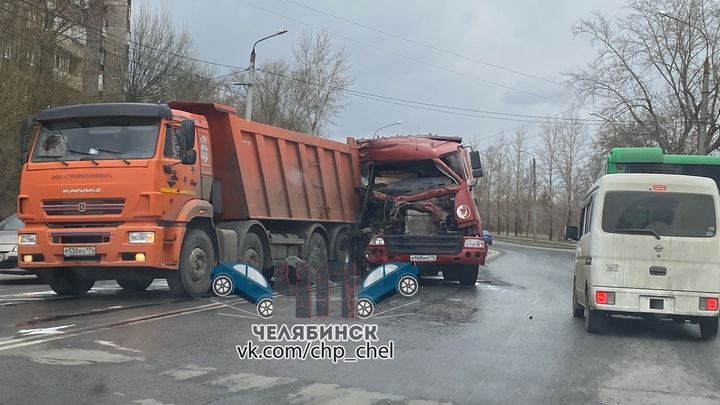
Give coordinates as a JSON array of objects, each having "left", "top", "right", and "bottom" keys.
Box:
[{"left": 492, "top": 234, "right": 576, "bottom": 250}]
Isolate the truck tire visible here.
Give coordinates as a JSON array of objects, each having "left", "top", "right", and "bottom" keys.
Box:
[
  {"left": 46, "top": 269, "right": 95, "bottom": 296},
  {"left": 442, "top": 268, "right": 459, "bottom": 281},
  {"left": 699, "top": 318, "right": 719, "bottom": 341},
  {"left": 168, "top": 229, "right": 214, "bottom": 298},
  {"left": 240, "top": 233, "right": 270, "bottom": 280},
  {"left": 333, "top": 232, "right": 352, "bottom": 264},
  {"left": 116, "top": 276, "right": 154, "bottom": 292},
  {"left": 458, "top": 265, "right": 479, "bottom": 286}
]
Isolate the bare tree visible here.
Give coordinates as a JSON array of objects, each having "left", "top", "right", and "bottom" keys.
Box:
[
  {"left": 566, "top": 0, "right": 720, "bottom": 154},
  {"left": 511, "top": 129, "right": 527, "bottom": 235},
  {"left": 557, "top": 110, "right": 590, "bottom": 227},
  {"left": 537, "top": 121, "right": 560, "bottom": 240},
  {"left": 292, "top": 30, "right": 353, "bottom": 136},
  {"left": 234, "top": 30, "right": 353, "bottom": 136},
  {"left": 119, "top": 5, "right": 221, "bottom": 103}
]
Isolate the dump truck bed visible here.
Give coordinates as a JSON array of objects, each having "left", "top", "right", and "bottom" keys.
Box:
[{"left": 168, "top": 102, "right": 360, "bottom": 223}]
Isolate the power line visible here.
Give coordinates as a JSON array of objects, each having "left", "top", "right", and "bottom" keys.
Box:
[
  {"left": 282, "top": 0, "right": 571, "bottom": 89},
  {"left": 231, "top": 0, "right": 564, "bottom": 104},
  {"left": 256, "top": 67, "right": 603, "bottom": 124}
]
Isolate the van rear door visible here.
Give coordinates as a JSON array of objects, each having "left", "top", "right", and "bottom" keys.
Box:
[{"left": 593, "top": 188, "right": 720, "bottom": 293}]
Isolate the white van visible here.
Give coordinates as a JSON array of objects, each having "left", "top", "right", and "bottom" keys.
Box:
[{"left": 565, "top": 173, "right": 720, "bottom": 340}]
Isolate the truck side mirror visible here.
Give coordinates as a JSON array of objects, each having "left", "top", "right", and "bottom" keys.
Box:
[
  {"left": 469, "top": 150, "right": 482, "bottom": 170},
  {"left": 565, "top": 226, "right": 579, "bottom": 241},
  {"left": 472, "top": 168, "right": 484, "bottom": 178},
  {"left": 180, "top": 119, "right": 196, "bottom": 150},
  {"left": 19, "top": 116, "right": 36, "bottom": 165},
  {"left": 181, "top": 150, "right": 197, "bottom": 165},
  {"left": 19, "top": 116, "right": 36, "bottom": 135}
]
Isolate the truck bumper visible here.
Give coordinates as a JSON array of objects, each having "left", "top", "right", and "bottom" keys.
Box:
[
  {"left": 17, "top": 224, "right": 178, "bottom": 269},
  {"left": 588, "top": 286, "right": 720, "bottom": 318},
  {"left": 364, "top": 246, "right": 486, "bottom": 266}
]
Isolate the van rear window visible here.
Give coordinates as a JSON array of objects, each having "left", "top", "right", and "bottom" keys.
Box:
[{"left": 602, "top": 191, "right": 717, "bottom": 238}]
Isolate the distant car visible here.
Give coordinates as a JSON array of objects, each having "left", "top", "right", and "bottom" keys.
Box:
[
  {"left": 0, "top": 213, "right": 23, "bottom": 269},
  {"left": 482, "top": 230, "right": 493, "bottom": 246},
  {"left": 211, "top": 262, "right": 274, "bottom": 319},
  {"left": 357, "top": 262, "right": 420, "bottom": 319}
]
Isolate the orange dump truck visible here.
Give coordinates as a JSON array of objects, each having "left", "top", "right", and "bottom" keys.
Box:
[{"left": 16, "top": 102, "right": 360, "bottom": 296}]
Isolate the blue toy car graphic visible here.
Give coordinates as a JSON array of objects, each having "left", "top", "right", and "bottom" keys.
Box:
[
  {"left": 211, "top": 261, "right": 274, "bottom": 319},
  {"left": 356, "top": 262, "right": 420, "bottom": 319}
]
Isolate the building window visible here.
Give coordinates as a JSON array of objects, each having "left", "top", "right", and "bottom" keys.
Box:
[{"left": 54, "top": 54, "right": 70, "bottom": 73}]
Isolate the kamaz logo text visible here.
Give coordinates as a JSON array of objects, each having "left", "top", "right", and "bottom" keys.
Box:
[{"left": 62, "top": 188, "right": 101, "bottom": 193}]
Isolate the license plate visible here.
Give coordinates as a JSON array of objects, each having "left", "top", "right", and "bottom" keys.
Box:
[
  {"left": 63, "top": 247, "right": 96, "bottom": 257},
  {"left": 410, "top": 255, "right": 437, "bottom": 262}
]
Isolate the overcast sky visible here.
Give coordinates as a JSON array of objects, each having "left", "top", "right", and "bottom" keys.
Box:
[{"left": 135, "top": 0, "right": 629, "bottom": 149}]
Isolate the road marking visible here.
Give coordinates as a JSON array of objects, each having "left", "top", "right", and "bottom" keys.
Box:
[
  {"left": 94, "top": 340, "right": 143, "bottom": 353},
  {"left": 211, "top": 373, "right": 297, "bottom": 393},
  {"left": 160, "top": 364, "right": 217, "bottom": 381},
  {"left": 17, "top": 347, "right": 145, "bottom": 366},
  {"left": 18, "top": 325, "right": 75, "bottom": 335},
  {"left": 287, "top": 382, "right": 453, "bottom": 405}
]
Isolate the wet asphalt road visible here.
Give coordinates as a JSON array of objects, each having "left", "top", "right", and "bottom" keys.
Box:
[{"left": 1, "top": 241, "right": 720, "bottom": 404}]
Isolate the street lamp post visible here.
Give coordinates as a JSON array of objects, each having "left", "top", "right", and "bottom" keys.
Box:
[
  {"left": 659, "top": 10, "right": 710, "bottom": 155},
  {"left": 520, "top": 149, "right": 537, "bottom": 241},
  {"left": 244, "top": 28, "right": 288, "bottom": 121},
  {"left": 373, "top": 121, "right": 403, "bottom": 138}
]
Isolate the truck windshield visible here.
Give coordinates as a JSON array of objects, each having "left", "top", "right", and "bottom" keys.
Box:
[
  {"left": 31, "top": 117, "right": 160, "bottom": 162},
  {"left": 371, "top": 159, "right": 458, "bottom": 196},
  {"left": 601, "top": 191, "right": 717, "bottom": 238}
]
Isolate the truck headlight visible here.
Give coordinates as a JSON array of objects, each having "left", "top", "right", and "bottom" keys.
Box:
[
  {"left": 129, "top": 232, "right": 155, "bottom": 244},
  {"left": 369, "top": 236, "right": 385, "bottom": 246},
  {"left": 464, "top": 238, "right": 484, "bottom": 248},
  {"left": 18, "top": 234, "right": 37, "bottom": 246}
]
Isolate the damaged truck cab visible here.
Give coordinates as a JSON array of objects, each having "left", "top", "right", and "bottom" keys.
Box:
[{"left": 356, "top": 135, "right": 486, "bottom": 286}]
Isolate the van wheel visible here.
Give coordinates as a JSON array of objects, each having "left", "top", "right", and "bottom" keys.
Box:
[
  {"left": 585, "top": 292, "right": 604, "bottom": 333},
  {"left": 572, "top": 281, "right": 584, "bottom": 318},
  {"left": 699, "top": 318, "right": 719, "bottom": 341}
]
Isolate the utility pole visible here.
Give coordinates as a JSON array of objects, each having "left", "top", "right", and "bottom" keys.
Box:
[
  {"left": 244, "top": 29, "right": 288, "bottom": 121},
  {"left": 531, "top": 156, "right": 537, "bottom": 241},
  {"left": 700, "top": 57, "right": 710, "bottom": 155},
  {"left": 658, "top": 11, "right": 710, "bottom": 155}
]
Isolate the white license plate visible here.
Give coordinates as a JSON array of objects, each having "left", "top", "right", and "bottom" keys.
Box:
[
  {"left": 410, "top": 255, "right": 437, "bottom": 262},
  {"left": 63, "top": 247, "right": 96, "bottom": 257}
]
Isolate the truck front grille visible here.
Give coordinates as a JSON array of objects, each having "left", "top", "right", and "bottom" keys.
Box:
[
  {"left": 384, "top": 235, "right": 465, "bottom": 255},
  {"left": 42, "top": 199, "right": 125, "bottom": 216}
]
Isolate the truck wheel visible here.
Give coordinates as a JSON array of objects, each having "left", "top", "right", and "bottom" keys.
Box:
[
  {"left": 240, "top": 233, "right": 269, "bottom": 280},
  {"left": 168, "top": 229, "right": 214, "bottom": 298},
  {"left": 585, "top": 291, "right": 604, "bottom": 333},
  {"left": 442, "top": 268, "right": 459, "bottom": 281},
  {"left": 46, "top": 269, "right": 95, "bottom": 296},
  {"left": 458, "top": 265, "right": 479, "bottom": 286},
  {"left": 572, "top": 279, "right": 584, "bottom": 318},
  {"left": 397, "top": 275, "right": 419, "bottom": 297},
  {"left": 333, "top": 232, "right": 352, "bottom": 264},
  {"left": 116, "top": 276, "right": 154, "bottom": 292},
  {"left": 307, "top": 232, "right": 327, "bottom": 261},
  {"left": 699, "top": 318, "right": 719, "bottom": 341}
]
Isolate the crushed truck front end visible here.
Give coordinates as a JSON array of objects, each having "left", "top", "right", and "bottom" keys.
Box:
[{"left": 356, "top": 135, "right": 486, "bottom": 285}]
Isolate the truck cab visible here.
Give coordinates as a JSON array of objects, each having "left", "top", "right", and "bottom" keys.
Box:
[{"left": 356, "top": 135, "right": 486, "bottom": 285}]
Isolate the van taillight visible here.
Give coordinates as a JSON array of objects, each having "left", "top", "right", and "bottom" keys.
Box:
[
  {"left": 700, "top": 297, "right": 718, "bottom": 311},
  {"left": 596, "top": 291, "right": 615, "bottom": 305}
]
